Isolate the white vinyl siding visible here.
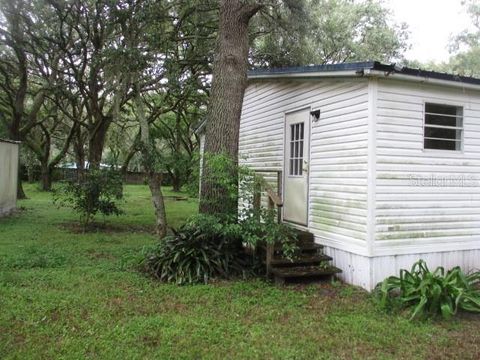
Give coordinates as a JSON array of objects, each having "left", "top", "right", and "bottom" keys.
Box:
[
  {"left": 239, "top": 79, "right": 369, "bottom": 251},
  {"left": 374, "top": 79, "right": 480, "bottom": 255},
  {"left": 238, "top": 75, "right": 480, "bottom": 289}
]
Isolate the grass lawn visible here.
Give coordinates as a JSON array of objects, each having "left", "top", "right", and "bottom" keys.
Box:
[{"left": 1, "top": 184, "right": 479, "bottom": 359}]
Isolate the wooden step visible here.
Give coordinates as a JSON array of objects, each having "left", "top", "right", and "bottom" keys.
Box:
[
  {"left": 271, "top": 265, "right": 342, "bottom": 285},
  {"left": 269, "top": 254, "right": 332, "bottom": 267},
  {"left": 294, "top": 230, "right": 314, "bottom": 243},
  {"left": 296, "top": 243, "right": 324, "bottom": 254},
  {"left": 260, "top": 243, "right": 323, "bottom": 255}
]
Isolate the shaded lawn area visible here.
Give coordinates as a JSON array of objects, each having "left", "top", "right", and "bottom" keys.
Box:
[{"left": 1, "top": 184, "right": 479, "bottom": 359}]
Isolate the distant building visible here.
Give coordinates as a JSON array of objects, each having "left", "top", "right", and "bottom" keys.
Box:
[{"left": 0, "top": 139, "right": 20, "bottom": 217}]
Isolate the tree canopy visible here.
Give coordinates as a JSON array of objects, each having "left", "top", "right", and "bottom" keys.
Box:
[
  {"left": 251, "top": 0, "right": 409, "bottom": 67},
  {"left": 0, "top": 0, "right": 410, "bottom": 218},
  {"left": 406, "top": 0, "right": 480, "bottom": 77}
]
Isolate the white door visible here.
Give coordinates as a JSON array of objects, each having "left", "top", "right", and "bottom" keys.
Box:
[{"left": 283, "top": 109, "right": 310, "bottom": 225}]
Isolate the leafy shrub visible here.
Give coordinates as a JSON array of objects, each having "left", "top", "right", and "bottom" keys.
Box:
[
  {"left": 141, "top": 208, "right": 297, "bottom": 285},
  {"left": 377, "top": 260, "right": 480, "bottom": 320},
  {"left": 201, "top": 153, "right": 298, "bottom": 255},
  {"left": 199, "top": 152, "right": 242, "bottom": 214},
  {"left": 238, "top": 170, "right": 299, "bottom": 258},
  {"left": 142, "top": 154, "right": 298, "bottom": 285},
  {"left": 238, "top": 206, "right": 298, "bottom": 259},
  {"left": 141, "top": 215, "right": 256, "bottom": 284},
  {"left": 53, "top": 169, "right": 124, "bottom": 230}
]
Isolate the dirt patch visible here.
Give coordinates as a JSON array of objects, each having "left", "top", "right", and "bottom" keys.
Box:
[
  {"left": 142, "top": 335, "right": 161, "bottom": 347},
  {"left": 59, "top": 221, "right": 156, "bottom": 234},
  {"left": 428, "top": 317, "right": 480, "bottom": 360},
  {"left": 0, "top": 207, "right": 27, "bottom": 219},
  {"left": 13, "top": 333, "right": 26, "bottom": 346},
  {"left": 164, "top": 195, "right": 189, "bottom": 201},
  {"left": 86, "top": 249, "right": 116, "bottom": 260}
]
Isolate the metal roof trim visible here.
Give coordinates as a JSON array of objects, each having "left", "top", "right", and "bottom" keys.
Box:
[{"left": 247, "top": 61, "right": 480, "bottom": 88}]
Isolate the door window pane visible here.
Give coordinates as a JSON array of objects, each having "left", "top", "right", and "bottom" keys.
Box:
[{"left": 289, "top": 122, "right": 304, "bottom": 176}]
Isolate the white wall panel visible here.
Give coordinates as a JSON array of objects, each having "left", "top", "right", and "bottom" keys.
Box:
[{"left": 239, "top": 79, "right": 369, "bottom": 250}]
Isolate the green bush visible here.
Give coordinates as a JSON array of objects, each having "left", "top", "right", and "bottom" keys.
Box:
[
  {"left": 53, "top": 169, "right": 124, "bottom": 230},
  {"left": 238, "top": 205, "right": 298, "bottom": 259},
  {"left": 377, "top": 260, "right": 480, "bottom": 320},
  {"left": 141, "top": 208, "right": 297, "bottom": 285},
  {"left": 142, "top": 154, "right": 298, "bottom": 285},
  {"left": 141, "top": 215, "right": 256, "bottom": 284}
]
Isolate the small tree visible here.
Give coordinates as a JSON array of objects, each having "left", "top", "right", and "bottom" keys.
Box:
[
  {"left": 142, "top": 154, "right": 298, "bottom": 285},
  {"left": 53, "top": 169, "right": 124, "bottom": 231}
]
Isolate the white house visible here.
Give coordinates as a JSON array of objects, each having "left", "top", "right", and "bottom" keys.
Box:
[
  {"left": 237, "top": 61, "right": 480, "bottom": 290},
  {"left": 0, "top": 139, "right": 19, "bottom": 217}
]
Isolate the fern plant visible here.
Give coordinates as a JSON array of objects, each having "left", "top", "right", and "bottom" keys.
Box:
[
  {"left": 141, "top": 215, "right": 256, "bottom": 285},
  {"left": 377, "top": 260, "right": 480, "bottom": 320}
]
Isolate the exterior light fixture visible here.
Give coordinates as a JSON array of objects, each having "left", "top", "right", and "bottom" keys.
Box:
[{"left": 310, "top": 109, "right": 320, "bottom": 122}]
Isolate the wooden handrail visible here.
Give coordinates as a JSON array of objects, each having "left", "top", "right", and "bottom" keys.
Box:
[
  {"left": 266, "top": 187, "right": 283, "bottom": 207},
  {"left": 252, "top": 170, "right": 283, "bottom": 277},
  {"left": 252, "top": 170, "right": 283, "bottom": 210}
]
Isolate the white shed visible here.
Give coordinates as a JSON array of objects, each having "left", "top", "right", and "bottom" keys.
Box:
[
  {"left": 239, "top": 61, "right": 480, "bottom": 290},
  {"left": 0, "top": 139, "right": 20, "bottom": 217}
]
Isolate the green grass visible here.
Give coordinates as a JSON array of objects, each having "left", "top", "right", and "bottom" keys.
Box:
[{"left": 1, "top": 184, "right": 479, "bottom": 359}]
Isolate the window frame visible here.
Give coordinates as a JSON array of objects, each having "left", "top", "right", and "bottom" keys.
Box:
[
  {"left": 288, "top": 121, "right": 305, "bottom": 177},
  {"left": 422, "top": 101, "right": 464, "bottom": 152}
]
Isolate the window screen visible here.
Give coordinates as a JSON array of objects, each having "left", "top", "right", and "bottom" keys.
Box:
[
  {"left": 289, "top": 122, "right": 304, "bottom": 176},
  {"left": 424, "top": 103, "right": 463, "bottom": 151}
]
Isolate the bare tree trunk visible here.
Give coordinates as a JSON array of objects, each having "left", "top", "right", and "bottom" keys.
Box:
[
  {"left": 147, "top": 173, "right": 167, "bottom": 237},
  {"left": 12, "top": 124, "right": 26, "bottom": 199},
  {"left": 199, "top": 0, "right": 263, "bottom": 215},
  {"left": 172, "top": 175, "right": 181, "bottom": 192},
  {"left": 73, "top": 128, "right": 86, "bottom": 181},
  {"left": 17, "top": 158, "right": 26, "bottom": 199},
  {"left": 120, "top": 138, "right": 139, "bottom": 175},
  {"left": 27, "top": 166, "right": 34, "bottom": 183},
  {"left": 135, "top": 87, "right": 167, "bottom": 238},
  {"left": 39, "top": 161, "right": 52, "bottom": 191}
]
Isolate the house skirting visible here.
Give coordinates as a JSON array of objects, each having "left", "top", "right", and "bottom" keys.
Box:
[
  {"left": 323, "top": 245, "right": 480, "bottom": 291},
  {"left": 0, "top": 205, "right": 16, "bottom": 218}
]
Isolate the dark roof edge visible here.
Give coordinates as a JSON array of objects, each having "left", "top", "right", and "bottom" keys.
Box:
[
  {"left": 248, "top": 61, "right": 480, "bottom": 87},
  {"left": 248, "top": 61, "right": 376, "bottom": 75},
  {"left": 0, "top": 138, "right": 21, "bottom": 145}
]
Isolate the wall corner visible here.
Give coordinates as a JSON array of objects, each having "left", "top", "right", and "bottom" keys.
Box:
[{"left": 366, "top": 78, "right": 378, "bottom": 263}]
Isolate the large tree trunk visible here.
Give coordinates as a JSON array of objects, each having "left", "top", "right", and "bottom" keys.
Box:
[
  {"left": 88, "top": 117, "right": 110, "bottom": 169},
  {"left": 199, "top": 0, "right": 263, "bottom": 215}
]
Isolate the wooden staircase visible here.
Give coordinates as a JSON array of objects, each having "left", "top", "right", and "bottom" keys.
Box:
[
  {"left": 264, "top": 230, "right": 342, "bottom": 285},
  {"left": 253, "top": 170, "right": 342, "bottom": 285}
]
